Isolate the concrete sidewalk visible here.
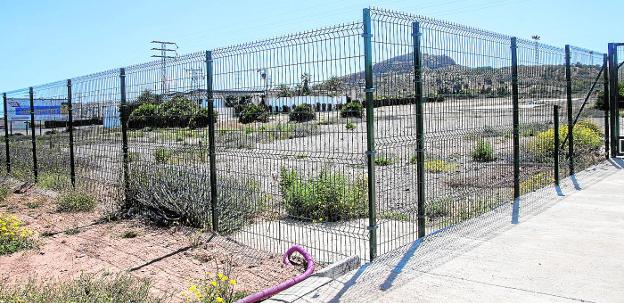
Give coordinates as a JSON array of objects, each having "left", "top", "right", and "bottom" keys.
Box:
[{"left": 272, "top": 160, "right": 624, "bottom": 303}]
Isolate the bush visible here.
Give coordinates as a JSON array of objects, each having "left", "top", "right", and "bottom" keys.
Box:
[
  {"left": 0, "top": 273, "right": 163, "bottom": 303},
  {"left": 279, "top": 168, "right": 367, "bottom": 222},
  {"left": 0, "top": 185, "right": 8, "bottom": 202},
  {"left": 57, "top": 191, "right": 97, "bottom": 212},
  {"left": 158, "top": 95, "right": 198, "bottom": 128},
  {"left": 472, "top": 140, "right": 494, "bottom": 162},
  {"left": 423, "top": 159, "right": 458, "bottom": 173},
  {"left": 527, "top": 120, "right": 602, "bottom": 161},
  {"left": 340, "top": 101, "right": 363, "bottom": 118},
  {"left": 374, "top": 155, "right": 393, "bottom": 166},
  {"left": 189, "top": 108, "right": 218, "bottom": 129},
  {"left": 289, "top": 104, "right": 315, "bottom": 123},
  {"left": 0, "top": 213, "right": 33, "bottom": 255},
  {"left": 183, "top": 272, "right": 246, "bottom": 303},
  {"left": 37, "top": 172, "right": 71, "bottom": 190},
  {"left": 520, "top": 172, "right": 553, "bottom": 194},
  {"left": 128, "top": 103, "right": 159, "bottom": 129},
  {"left": 345, "top": 121, "right": 356, "bottom": 130},
  {"left": 125, "top": 165, "right": 260, "bottom": 234},
  {"left": 154, "top": 148, "right": 173, "bottom": 164},
  {"left": 238, "top": 104, "right": 269, "bottom": 124}
]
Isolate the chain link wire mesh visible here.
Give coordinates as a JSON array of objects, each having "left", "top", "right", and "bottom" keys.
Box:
[{"left": 0, "top": 7, "right": 610, "bottom": 263}]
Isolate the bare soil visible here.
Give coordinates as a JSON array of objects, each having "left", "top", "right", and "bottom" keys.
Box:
[{"left": 0, "top": 184, "right": 302, "bottom": 302}]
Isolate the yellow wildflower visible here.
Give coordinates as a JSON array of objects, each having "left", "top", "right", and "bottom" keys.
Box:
[
  {"left": 210, "top": 281, "right": 218, "bottom": 287},
  {"left": 229, "top": 279, "right": 237, "bottom": 286},
  {"left": 216, "top": 297, "right": 224, "bottom": 303}
]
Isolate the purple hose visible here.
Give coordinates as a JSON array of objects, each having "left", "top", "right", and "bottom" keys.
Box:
[{"left": 237, "top": 245, "right": 315, "bottom": 303}]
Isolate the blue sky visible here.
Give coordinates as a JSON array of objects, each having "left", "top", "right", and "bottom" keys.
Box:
[{"left": 0, "top": 0, "right": 621, "bottom": 92}]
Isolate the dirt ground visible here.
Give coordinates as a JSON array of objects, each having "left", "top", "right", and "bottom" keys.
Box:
[{"left": 0, "top": 183, "right": 303, "bottom": 301}]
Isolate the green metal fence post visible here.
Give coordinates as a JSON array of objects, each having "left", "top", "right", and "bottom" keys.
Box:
[
  {"left": 412, "top": 21, "right": 426, "bottom": 239},
  {"left": 553, "top": 105, "right": 560, "bottom": 186},
  {"left": 511, "top": 37, "right": 520, "bottom": 201},
  {"left": 205, "top": 50, "right": 219, "bottom": 233},
  {"left": 363, "top": 8, "right": 377, "bottom": 260},
  {"left": 29, "top": 87, "right": 38, "bottom": 182},
  {"left": 119, "top": 68, "right": 130, "bottom": 195},
  {"left": 603, "top": 54, "right": 610, "bottom": 159},
  {"left": 564, "top": 45, "right": 574, "bottom": 175},
  {"left": 607, "top": 43, "right": 619, "bottom": 158},
  {"left": 67, "top": 79, "right": 76, "bottom": 188},
  {"left": 2, "top": 93, "right": 10, "bottom": 174}
]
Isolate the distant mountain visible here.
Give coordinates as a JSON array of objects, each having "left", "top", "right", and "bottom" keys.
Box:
[{"left": 343, "top": 53, "right": 456, "bottom": 84}]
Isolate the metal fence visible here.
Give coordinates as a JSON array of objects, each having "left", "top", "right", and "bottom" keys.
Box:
[{"left": 1, "top": 7, "right": 614, "bottom": 263}]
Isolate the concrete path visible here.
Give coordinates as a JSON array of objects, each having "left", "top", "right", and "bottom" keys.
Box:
[{"left": 271, "top": 159, "right": 624, "bottom": 303}]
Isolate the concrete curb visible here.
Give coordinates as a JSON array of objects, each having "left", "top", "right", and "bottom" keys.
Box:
[{"left": 265, "top": 255, "right": 361, "bottom": 303}]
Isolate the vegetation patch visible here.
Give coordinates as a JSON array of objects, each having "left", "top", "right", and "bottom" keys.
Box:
[
  {"left": 0, "top": 273, "right": 163, "bottom": 303},
  {"left": 471, "top": 140, "right": 495, "bottom": 162},
  {"left": 526, "top": 119, "right": 602, "bottom": 162},
  {"left": 0, "top": 213, "right": 33, "bottom": 255},
  {"left": 279, "top": 168, "right": 367, "bottom": 222},
  {"left": 340, "top": 101, "right": 363, "bottom": 118},
  {"left": 345, "top": 120, "right": 356, "bottom": 130},
  {"left": 57, "top": 190, "right": 97, "bottom": 213},
  {"left": 289, "top": 104, "right": 316, "bottom": 123},
  {"left": 0, "top": 185, "right": 9, "bottom": 202},
  {"left": 423, "top": 159, "right": 458, "bottom": 173},
  {"left": 238, "top": 103, "right": 269, "bottom": 124},
  {"left": 154, "top": 148, "right": 173, "bottom": 164},
  {"left": 374, "top": 155, "right": 394, "bottom": 166},
  {"left": 125, "top": 165, "right": 261, "bottom": 234},
  {"left": 183, "top": 272, "right": 246, "bottom": 303},
  {"left": 37, "top": 172, "right": 71, "bottom": 190},
  {"left": 379, "top": 211, "right": 409, "bottom": 222},
  {"left": 520, "top": 172, "right": 553, "bottom": 194},
  {"left": 128, "top": 93, "right": 217, "bottom": 129}
]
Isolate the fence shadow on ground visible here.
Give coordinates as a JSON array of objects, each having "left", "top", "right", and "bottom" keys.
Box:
[{"left": 316, "top": 160, "right": 622, "bottom": 303}]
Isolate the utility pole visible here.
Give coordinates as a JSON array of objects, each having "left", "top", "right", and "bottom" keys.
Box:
[
  {"left": 151, "top": 41, "right": 178, "bottom": 95},
  {"left": 531, "top": 35, "right": 541, "bottom": 64},
  {"left": 185, "top": 68, "right": 204, "bottom": 104}
]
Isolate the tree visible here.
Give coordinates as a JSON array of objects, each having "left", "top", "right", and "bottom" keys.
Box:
[
  {"left": 300, "top": 73, "right": 311, "bottom": 96},
  {"left": 277, "top": 84, "right": 294, "bottom": 97},
  {"left": 314, "top": 76, "right": 344, "bottom": 96},
  {"left": 136, "top": 90, "right": 162, "bottom": 105}
]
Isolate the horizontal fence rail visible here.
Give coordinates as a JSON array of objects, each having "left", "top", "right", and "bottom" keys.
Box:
[{"left": 0, "top": 7, "right": 610, "bottom": 263}]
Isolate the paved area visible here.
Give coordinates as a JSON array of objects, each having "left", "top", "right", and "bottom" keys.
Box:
[{"left": 270, "top": 159, "right": 624, "bottom": 303}]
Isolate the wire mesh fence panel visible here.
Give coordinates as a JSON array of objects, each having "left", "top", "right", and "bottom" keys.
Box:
[
  {"left": 31, "top": 81, "right": 72, "bottom": 191},
  {"left": 212, "top": 23, "right": 369, "bottom": 263},
  {"left": 568, "top": 46, "right": 607, "bottom": 172},
  {"left": 5, "top": 88, "right": 34, "bottom": 181},
  {"left": 0, "top": 7, "right": 614, "bottom": 263},
  {"left": 70, "top": 69, "right": 123, "bottom": 210},
  {"left": 370, "top": 9, "right": 516, "bottom": 248},
  {"left": 515, "top": 40, "right": 566, "bottom": 201},
  {"left": 617, "top": 45, "right": 624, "bottom": 151},
  {"left": 123, "top": 52, "right": 214, "bottom": 230}
]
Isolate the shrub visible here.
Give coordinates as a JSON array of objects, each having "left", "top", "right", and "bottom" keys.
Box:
[
  {"left": 238, "top": 104, "right": 269, "bottom": 124},
  {"left": 125, "top": 165, "right": 260, "bottom": 234},
  {"left": 0, "top": 213, "right": 33, "bottom": 255},
  {"left": 154, "top": 148, "right": 173, "bottom": 164},
  {"left": 128, "top": 103, "right": 159, "bottom": 129},
  {"left": 0, "top": 273, "right": 163, "bottom": 303},
  {"left": 37, "top": 172, "right": 71, "bottom": 190},
  {"left": 426, "top": 198, "right": 451, "bottom": 220},
  {"left": 527, "top": 120, "right": 602, "bottom": 161},
  {"left": 424, "top": 159, "right": 458, "bottom": 173},
  {"left": 289, "top": 104, "right": 315, "bottom": 123},
  {"left": 340, "top": 101, "right": 363, "bottom": 118},
  {"left": 158, "top": 95, "right": 198, "bottom": 128},
  {"left": 374, "top": 155, "right": 393, "bottom": 166},
  {"left": 189, "top": 108, "right": 218, "bottom": 129},
  {"left": 472, "top": 140, "right": 494, "bottom": 162},
  {"left": 183, "top": 272, "right": 245, "bottom": 303},
  {"left": 57, "top": 191, "right": 96, "bottom": 212},
  {"left": 0, "top": 185, "right": 8, "bottom": 202},
  {"left": 520, "top": 172, "right": 553, "bottom": 194},
  {"left": 345, "top": 120, "right": 356, "bottom": 130},
  {"left": 279, "top": 168, "right": 367, "bottom": 222}
]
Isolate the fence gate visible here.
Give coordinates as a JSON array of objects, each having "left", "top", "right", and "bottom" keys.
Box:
[{"left": 608, "top": 43, "right": 624, "bottom": 156}]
